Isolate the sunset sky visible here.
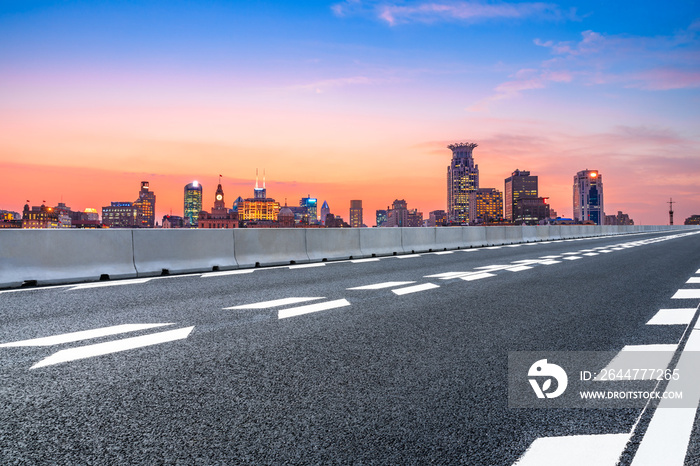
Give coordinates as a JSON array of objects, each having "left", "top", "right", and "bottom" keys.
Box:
[{"left": 1, "top": 1, "right": 699, "bottom": 224}]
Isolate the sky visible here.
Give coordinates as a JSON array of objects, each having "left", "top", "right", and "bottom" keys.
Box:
[{"left": 1, "top": 0, "right": 699, "bottom": 225}]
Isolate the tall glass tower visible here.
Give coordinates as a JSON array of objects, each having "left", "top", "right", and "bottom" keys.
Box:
[
  {"left": 573, "top": 170, "right": 604, "bottom": 225},
  {"left": 184, "top": 181, "right": 203, "bottom": 226},
  {"left": 447, "top": 142, "right": 479, "bottom": 224}
]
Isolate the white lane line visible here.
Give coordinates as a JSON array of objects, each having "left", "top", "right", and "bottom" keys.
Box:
[
  {"left": 485, "top": 246, "right": 502, "bottom": 250},
  {"left": 392, "top": 283, "right": 440, "bottom": 295},
  {"left": 68, "top": 278, "right": 155, "bottom": 290},
  {"left": 539, "top": 255, "right": 562, "bottom": 259},
  {"left": 563, "top": 256, "right": 582, "bottom": 261},
  {"left": 0, "top": 284, "right": 78, "bottom": 294},
  {"left": 30, "top": 326, "right": 195, "bottom": 369},
  {"left": 594, "top": 344, "right": 677, "bottom": 381},
  {"left": 0, "top": 323, "right": 175, "bottom": 347},
  {"left": 562, "top": 252, "right": 580, "bottom": 255},
  {"left": 350, "top": 258, "right": 381, "bottom": 263},
  {"left": 289, "top": 263, "right": 326, "bottom": 269},
  {"left": 506, "top": 266, "right": 533, "bottom": 272},
  {"left": 513, "top": 433, "right": 631, "bottom": 466},
  {"left": 686, "top": 277, "right": 700, "bottom": 284},
  {"left": 696, "top": 269, "right": 700, "bottom": 274},
  {"left": 424, "top": 272, "right": 469, "bottom": 279},
  {"left": 583, "top": 253, "right": 599, "bottom": 256},
  {"left": 225, "top": 297, "right": 324, "bottom": 310},
  {"left": 460, "top": 272, "right": 496, "bottom": 281},
  {"left": 458, "top": 249, "right": 480, "bottom": 252},
  {"left": 201, "top": 269, "right": 256, "bottom": 278},
  {"left": 539, "top": 260, "right": 561, "bottom": 265},
  {"left": 430, "top": 251, "right": 454, "bottom": 255},
  {"left": 672, "top": 289, "right": 700, "bottom": 299},
  {"left": 611, "top": 247, "right": 624, "bottom": 251},
  {"left": 631, "top": 329, "right": 700, "bottom": 466},
  {"left": 598, "top": 250, "right": 613, "bottom": 253},
  {"left": 396, "top": 254, "right": 422, "bottom": 259},
  {"left": 278, "top": 299, "right": 351, "bottom": 319},
  {"left": 348, "top": 281, "right": 416, "bottom": 290},
  {"left": 646, "top": 309, "right": 696, "bottom": 326},
  {"left": 506, "top": 244, "right": 523, "bottom": 248}
]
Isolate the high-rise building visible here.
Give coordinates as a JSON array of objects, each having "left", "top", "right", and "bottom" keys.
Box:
[
  {"left": 447, "top": 142, "right": 479, "bottom": 223},
  {"left": 573, "top": 170, "right": 604, "bottom": 225},
  {"left": 385, "top": 199, "right": 408, "bottom": 227},
  {"left": 375, "top": 210, "right": 387, "bottom": 227},
  {"left": 469, "top": 188, "right": 504, "bottom": 224},
  {"left": 184, "top": 181, "right": 203, "bottom": 226},
  {"left": 21, "top": 204, "right": 60, "bottom": 229},
  {"left": 102, "top": 202, "right": 138, "bottom": 228},
  {"left": 428, "top": 210, "right": 447, "bottom": 227},
  {"left": 238, "top": 173, "right": 280, "bottom": 222},
  {"left": 605, "top": 211, "right": 634, "bottom": 226},
  {"left": 504, "top": 170, "right": 538, "bottom": 222},
  {"left": 513, "top": 197, "right": 550, "bottom": 224},
  {"left": 349, "top": 200, "right": 363, "bottom": 228},
  {"left": 320, "top": 201, "right": 330, "bottom": 226},
  {"left": 300, "top": 195, "right": 318, "bottom": 224},
  {"left": 134, "top": 181, "right": 156, "bottom": 227}
]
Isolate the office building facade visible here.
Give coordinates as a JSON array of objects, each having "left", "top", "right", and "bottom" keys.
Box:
[
  {"left": 184, "top": 181, "right": 203, "bottom": 226},
  {"left": 447, "top": 142, "right": 479, "bottom": 223},
  {"left": 469, "top": 188, "right": 504, "bottom": 224},
  {"left": 349, "top": 200, "right": 363, "bottom": 228},
  {"left": 504, "top": 170, "right": 538, "bottom": 222},
  {"left": 573, "top": 170, "right": 604, "bottom": 225}
]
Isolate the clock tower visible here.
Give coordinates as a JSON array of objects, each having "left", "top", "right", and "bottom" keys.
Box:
[{"left": 212, "top": 181, "right": 227, "bottom": 215}]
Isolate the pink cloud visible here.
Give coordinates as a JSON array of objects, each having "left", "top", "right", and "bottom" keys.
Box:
[{"left": 627, "top": 68, "right": 700, "bottom": 90}]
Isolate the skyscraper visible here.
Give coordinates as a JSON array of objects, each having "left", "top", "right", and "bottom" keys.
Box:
[
  {"left": 300, "top": 195, "right": 318, "bottom": 224},
  {"left": 469, "top": 188, "right": 504, "bottom": 224},
  {"left": 504, "top": 170, "right": 538, "bottom": 222},
  {"left": 320, "top": 200, "right": 330, "bottom": 226},
  {"left": 447, "top": 142, "right": 479, "bottom": 223},
  {"left": 239, "top": 172, "right": 280, "bottom": 222},
  {"left": 134, "top": 181, "right": 156, "bottom": 227},
  {"left": 184, "top": 181, "right": 203, "bottom": 226},
  {"left": 349, "top": 200, "right": 363, "bottom": 228},
  {"left": 573, "top": 169, "right": 604, "bottom": 225}
]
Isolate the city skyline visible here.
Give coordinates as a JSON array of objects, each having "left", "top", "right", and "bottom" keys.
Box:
[{"left": 1, "top": 1, "right": 698, "bottom": 224}]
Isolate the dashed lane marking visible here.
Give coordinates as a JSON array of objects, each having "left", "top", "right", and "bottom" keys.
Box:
[
  {"left": 391, "top": 283, "right": 440, "bottom": 295},
  {"left": 513, "top": 433, "right": 631, "bottom": 466},
  {"left": 278, "top": 299, "right": 351, "bottom": 319},
  {"left": 289, "top": 263, "right": 326, "bottom": 269},
  {"left": 686, "top": 277, "right": 700, "bottom": 284},
  {"left": 459, "top": 272, "right": 496, "bottom": 281},
  {"left": 350, "top": 258, "right": 381, "bottom": 263},
  {"left": 225, "top": 297, "right": 324, "bottom": 310},
  {"left": 583, "top": 253, "right": 599, "bottom": 256},
  {"left": 594, "top": 344, "right": 677, "bottom": 381},
  {"left": 563, "top": 256, "right": 582, "bottom": 261},
  {"left": 396, "top": 254, "right": 422, "bottom": 259},
  {"left": 430, "top": 251, "right": 454, "bottom": 255},
  {"left": 506, "top": 265, "right": 532, "bottom": 272},
  {"left": 672, "top": 289, "right": 700, "bottom": 299},
  {"left": 201, "top": 269, "right": 256, "bottom": 278},
  {"left": 30, "top": 326, "right": 195, "bottom": 369},
  {"left": 68, "top": 278, "right": 155, "bottom": 290},
  {"left": 646, "top": 309, "right": 696, "bottom": 326},
  {"left": 0, "top": 323, "right": 175, "bottom": 347},
  {"left": 348, "top": 281, "right": 416, "bottom": 290}
]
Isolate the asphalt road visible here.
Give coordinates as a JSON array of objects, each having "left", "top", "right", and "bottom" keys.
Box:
[{"left": 1, "top": 230, "right": 699, "bottom": 465}]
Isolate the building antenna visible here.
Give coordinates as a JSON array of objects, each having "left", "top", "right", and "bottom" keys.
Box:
[
  {"left": 255, "top": 169, "right": 259, "bottom": 189},
  {"left": 263, "top": 169, "right": 266, "bottom": 189},
  {"left": 668, "top": 198, "right": 675, "bottom": 226}
]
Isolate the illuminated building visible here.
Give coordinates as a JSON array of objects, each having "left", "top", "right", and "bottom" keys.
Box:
[
  {"left": 375, "top": 210, "right": 387, "bottom": 227},
  {"left": 447, "top": 142, "right": 479, "bottom": 223},
  {"left": 102, "top": 202, "right": 138, "bottom": 228},
  {"left": 349, "top": 200, "right": 363, "bottom": 228},
  {"left": 184, "top": 181, "right": 203, "bottom": 226},
  {"left": 469, "top": 188, "right": 504, "bottom": 224},
  {"left": 238, "top": 172, "right": 280, "bottom": 222},
  {"left": 605, "top": 211, "right": 634, "bottom": 226},
  {"left": 22, "top": 204, "right": 60, "bottom": 229},
  {"left": 573, "top": 170, "right": 604, "bottom": 225},
  {"left": 278, "top": 204, "right": 295, "bottom": 228},
  {"left": 505, "top": 170, "right": 538, "bottom": 222},
  {"left": 1, "top": 210, "right": 22, "bottom": 228},
  {"left": 428, "top": 210, "right": 447, "bottom": 227},
  {"left": 385, "top": 199, "right": 408, "bottom": 227},
  {"left": 513, "top": 197, "right": 550, "bottom": 225},
  {"left": 685, "top": 215, "right": 700, "bottom": 225},
  {"left": 162, "top": 215, "right": 185, "bottom": 228},
  {"left": 320, "top": 201, "right": 330, "bottom": 226},
  {"left": 300, "top": 195, "right": 318, "bottom": 224},
  {"left": 134, "top": 181, "right": 156, "bottom": 228},
  {"left": 198, "top": 179, "right": 239, "bottom": 228}
]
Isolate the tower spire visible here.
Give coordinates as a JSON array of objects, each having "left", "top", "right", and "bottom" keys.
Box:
[
  {"left": 263, "top": 169, "right": 266, "bottom": 189},
  {"left": 669, "top": 198, "right": 675, "bottom": 226},
  {"left": 255, "top": 169, "right": 259, "bottom": 189}
]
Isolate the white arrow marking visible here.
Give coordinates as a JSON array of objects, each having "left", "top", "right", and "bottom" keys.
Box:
[
  {"left": 0, "top": 323, "right": 174, "bottom": 347},
  {"left": 30, "top": 326, "right": 195, "bottom": 369}
]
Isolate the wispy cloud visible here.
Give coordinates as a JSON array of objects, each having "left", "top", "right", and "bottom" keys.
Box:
[
  {"left": 332, "top": 1, "right": 578, "bottom": 26},
  {"left": 291, "top": 75, "right": 390, "bottom": 93}
]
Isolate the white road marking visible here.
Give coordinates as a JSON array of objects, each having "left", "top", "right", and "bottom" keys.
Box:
[
  {"left": 278, "top": 299, "right": 351, "bottom": 319},
  {"left": 460, "top": 272, "right": 496, "bottom": 281},
  {"left": 583, "top": 253, "right": 599, "bottom": 256},
  {"left": 396, "top": 254, "right": 422, "bottom": 259},
  {"left": 424, "top": 272, "right": 469, "bottom": 279},
  {"left": 631, "top": 330, "right": 700, "bottom": 465},
  {"left": 430, "top": 251, "right": 454, "bottom": 255},
  {"left": 458, "top": 249, "right": 480, "bottom": 252},
  {"left": 686, "top": 277, "right": 700, "bottom": 284},
  {"left": 0, "top": 284, "right": 77, "bottom": 294},
  {"left": 225, "top": 297, "right": 324, "bottom": 309},
  {"left": 350, "top": 258, "right": 381, "bottom": 263},
  {"left": 672, "top": 289, "right": 700, "bottom": 299},
  {"left": 562, "top": 252, "right": 580, "bottom": 255},
  {"left": 539, "top": 259, "right": 561, "bottom": 265},
  {"left": 696, "top": 269, "right": 700, "bottom": 274},
  {"left": 30, "top": 326, "right": 195, "bottom": 369},
  {"left": 485, "top": 246, "right": 502, "bottom": 250},
  {"left": 563, "top": 256, "right": 582, "bottom": 261},
  {"left": 392, "top": 283, "right": 440, "bottom": 295},
  {"left": 514, "top": 433, "right": 630, "bottom": 466},
  {"left": 506, "top": 266, "right": 532, "bottom": 272},
  {"left": 201, "top": 269, "right": 256, "bottom": 278},
  {"left": 594, "top": 344, "right": 677, "bottom": 381},
  {"left": 68, "top": 278, "right": 155, "bottom": 290},
  {"left": 348, "top": 281, "right": 416, "bottom": 290},
  {"left": 598, "top": 250, "right": 613, "bottom": 253},
  {"left": 646, "top": 309, "right": 696, "bottom": 326},
  {"left": 506, "top": 244, "right": 523, "bottom": 248},
  {"left": 289, "top": 263, "right": 326, "bottom": 269},
  {"left": 539, "top": 255, "right": 561, "bottom": 259},
  {"left": 0, "top": 323, "right": 174, "bottom": 347}
]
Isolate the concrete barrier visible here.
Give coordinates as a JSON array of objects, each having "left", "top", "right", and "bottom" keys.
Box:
[
  {"left": 548, "top": 225, "right": 563, "bottom": 240},
  {"left": 133, "top": 229, "right": 237, "bottom": 276},
  {"left": 463, "top": 227, "right": 487, "bottom": 248},
  {"left": 0, "top": 229, "right": 136, "bottom": 287},
  {"left": 234, "top": 228, "right": 309, "bottom": 268},
  {"left": 484, "top": 226, "right": 511, "bottom": 246},
  {"left": 359, "top": 228, "right": 402, "bottom": 257},
  {"left": 521, "top": 225, "right": 538, "bottom": 242},
  {"left": 435, "top": 227, "right": 464, "bottom": 250},
  {"left": 306, "top": 228, "right": 363, "bottom": 261},
  {"left": 402, "top": 228, "right": 436, "bottom": 253}
]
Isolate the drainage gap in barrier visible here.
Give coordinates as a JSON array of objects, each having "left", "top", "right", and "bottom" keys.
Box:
[
  {"left": 393, "top": 252, "right": 397, "bottom": 256},
  {"left": 161, "top": 269, "right": 170, "bottom": 276},
  {"left": 212, "top": 266, "right": 220, "bottom": 272},
  {"left": 322, "top": 258, "right": 328, "bottom": 262},
  {"left": 290, "top": 260, "right": 296, "bottom": 265},
  {"left": 21, "top": 280, "right": 38, "bottom": 288},
  {"left": 372, "top": 253, "right": 377, "bottom": 257},
  {"left": 99, "top": 274, "right": 110, "bottom": 281},
  {"left": 255, "top": 262, "right": 261, "bottom": 268},
  {"left": 429, "top": 248, "right": 433, "bottom": 252}
]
